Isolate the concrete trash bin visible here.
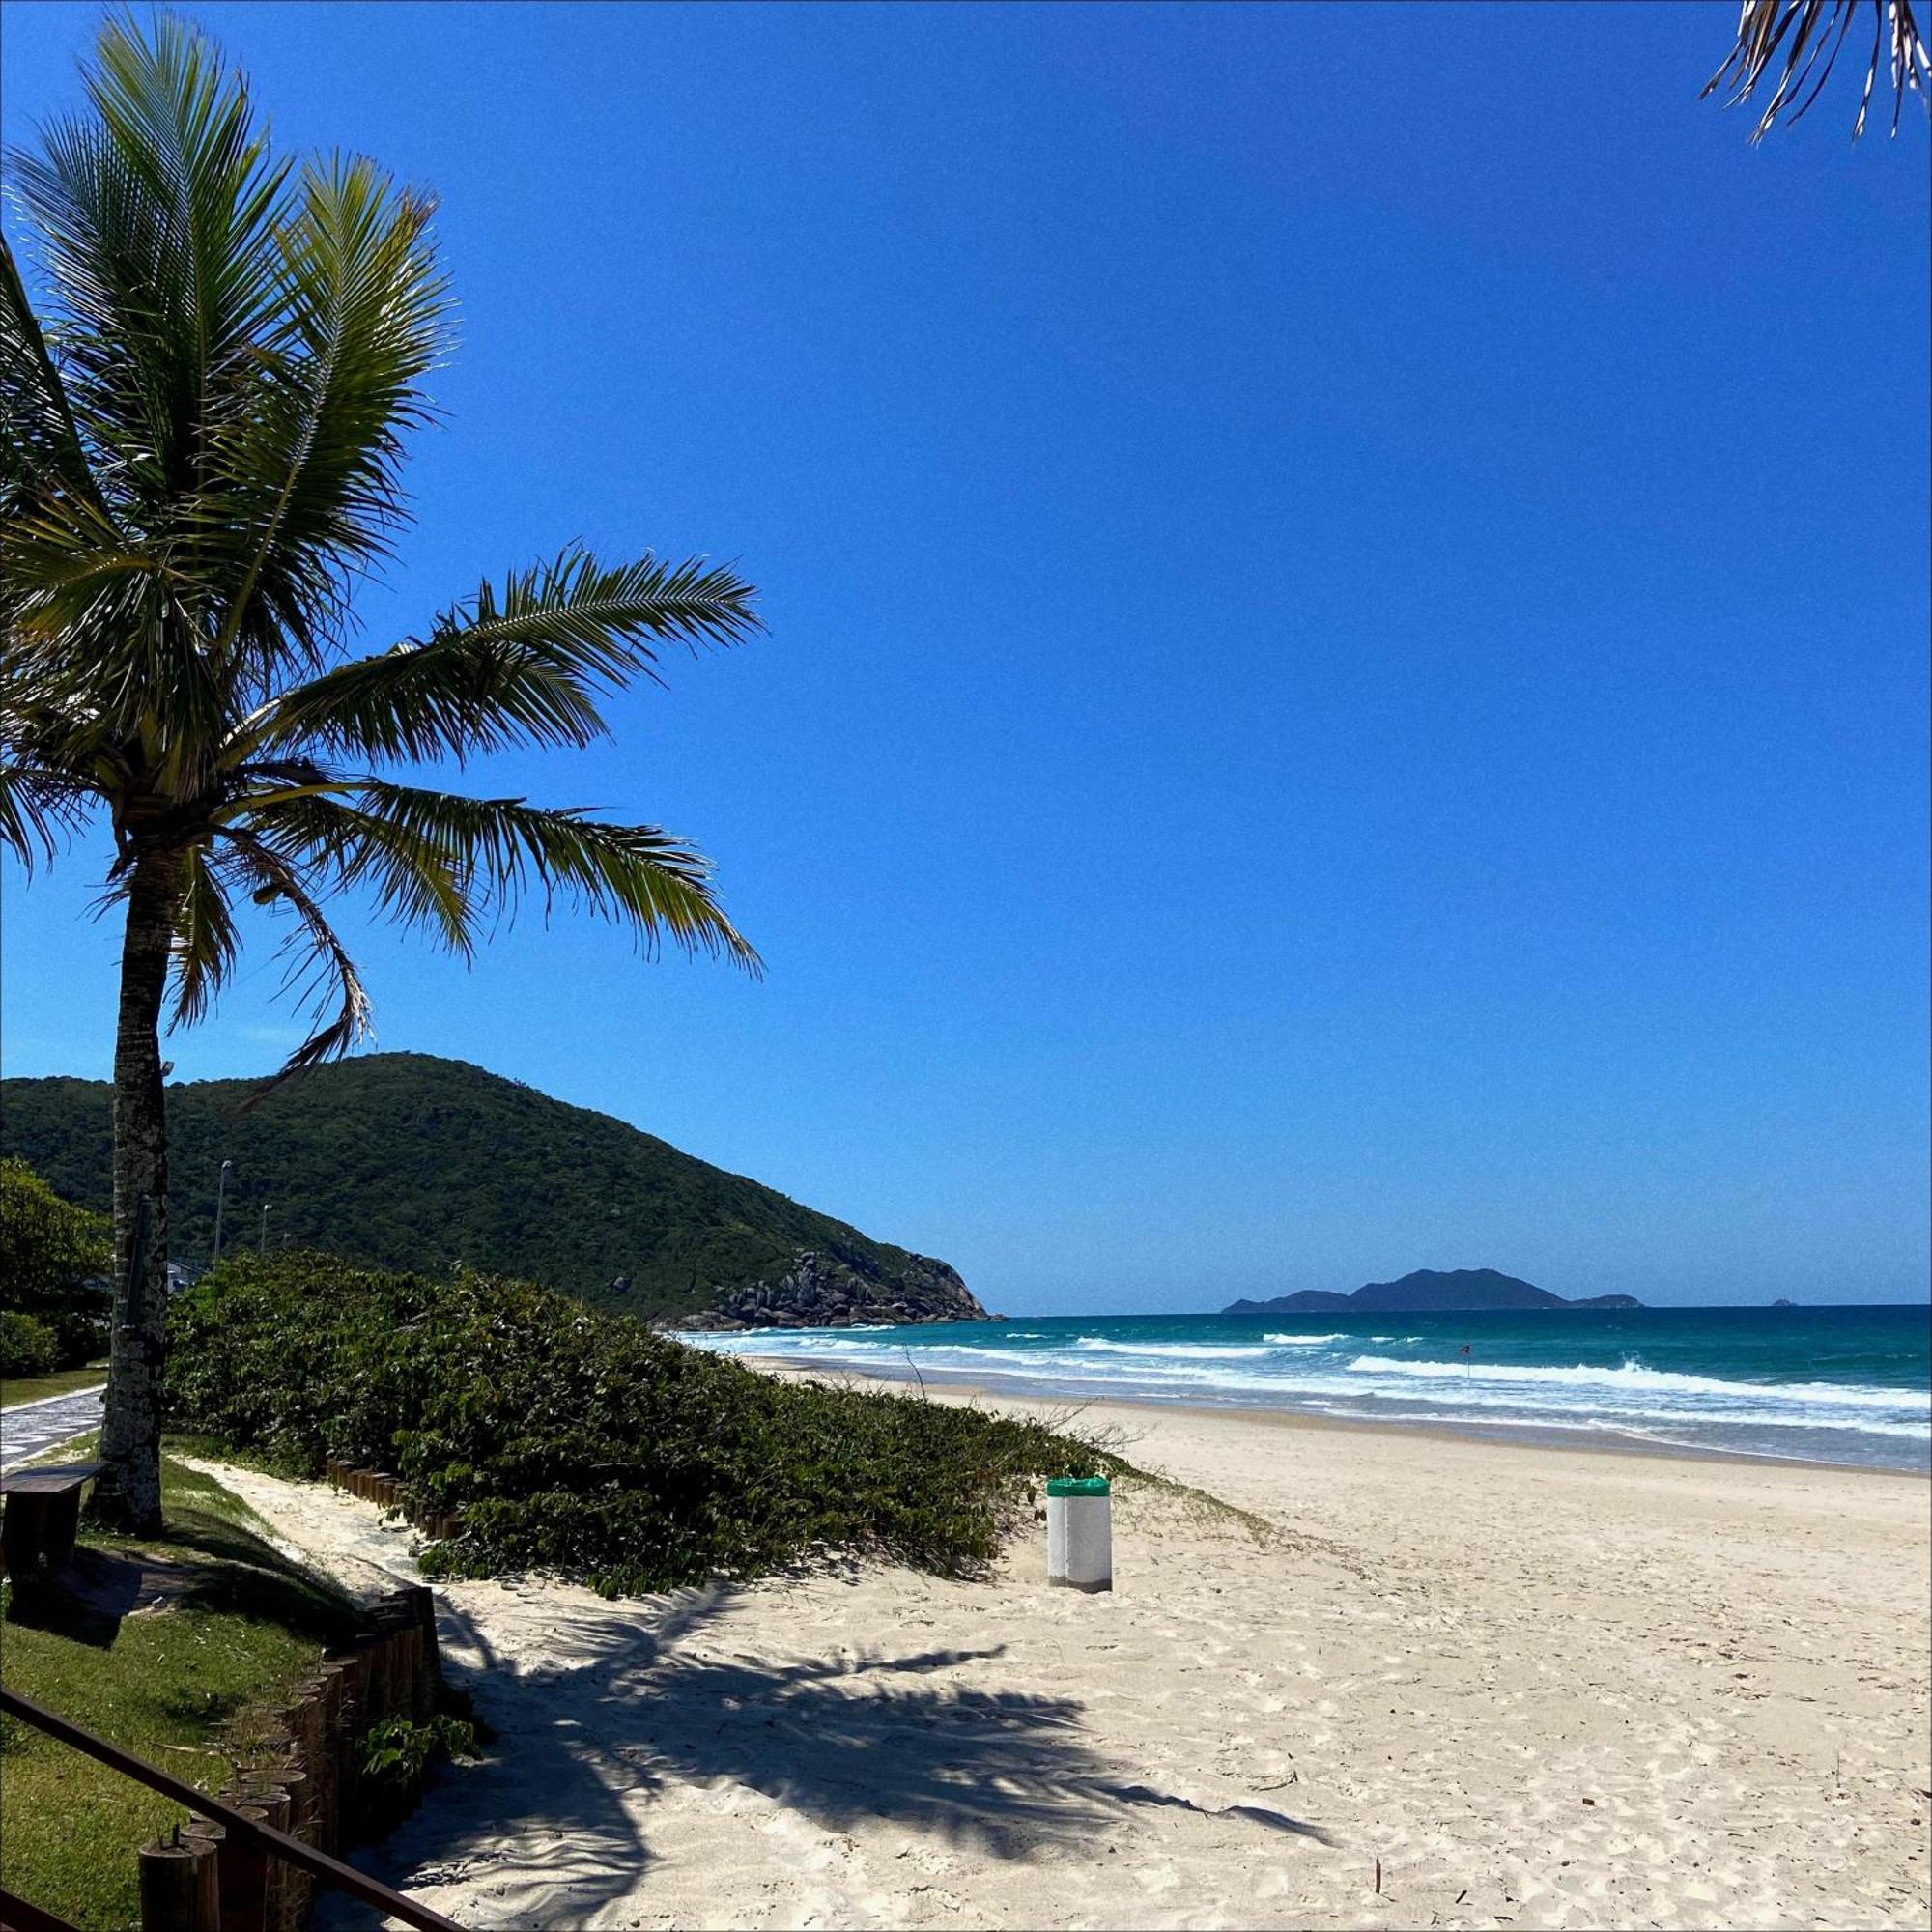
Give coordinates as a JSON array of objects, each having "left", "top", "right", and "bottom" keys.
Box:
[{"left": 1046, "top": 1475, "right": 1112, "bottom": 1592}]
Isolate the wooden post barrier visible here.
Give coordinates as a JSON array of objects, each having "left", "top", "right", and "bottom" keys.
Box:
[
  {"left": 137, "top": 1837, "right": 217, "bottom": 1932},
  {"left": 231, "top": 1780, "right": 288, "bottom": 1932},
  {"left": 175, "top": 1821, "right": 223, "bottom": 1930},
  {"left": 325, "top": 1463, "right": 459, "bottom": 1547},
  {"left": 365, "top": 1632, "right": 394, "bottom": 1726},
  {"left": 277, "top": 1767, "right": 312, "bottom": 1932},
  {"left": 214, "top": 1805, "right": 270, "bottom": 1932},
  {"left": 318, "top": 1665, "right": 349, "bottom": 1855},
  {"left": 291, "top": 1688, "right": 332, "bottom": 1855},
  {"left": 402, "top": 1584, "right": 442, "bottom": 1690},
  {"left": 4, "top": 1690, "right": 462, "bottom": 1932}
]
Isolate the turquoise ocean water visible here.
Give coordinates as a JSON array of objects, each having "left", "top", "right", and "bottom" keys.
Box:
[{"left": 689, "top": 1304, "right": 1932, "bottom": 1471}]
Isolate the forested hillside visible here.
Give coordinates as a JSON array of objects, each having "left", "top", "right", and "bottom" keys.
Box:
[{"left": 1, "top": 1054, "right": 981, "bottom": 1325}]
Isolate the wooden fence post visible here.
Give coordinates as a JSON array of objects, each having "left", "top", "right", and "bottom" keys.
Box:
[{"left": 138, "top": 1836, "right": 218, "bottom": 1932}]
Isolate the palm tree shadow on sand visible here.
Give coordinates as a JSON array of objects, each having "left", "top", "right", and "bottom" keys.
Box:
[{"left": 322, "top": 1580, "right": 1332, "bottom": 1926}]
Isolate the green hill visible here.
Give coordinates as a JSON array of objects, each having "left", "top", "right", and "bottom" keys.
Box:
[{"left": 0, "top": 1054, "right": 984, "bottom": 1327}]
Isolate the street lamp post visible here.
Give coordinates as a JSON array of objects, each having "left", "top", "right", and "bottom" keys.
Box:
[
  {"left": 212, "top": 1159, "right": 234, "bottom": 1266},
  {"left": 260, "top": 1201, "right": 271, "bottom": 1254}
]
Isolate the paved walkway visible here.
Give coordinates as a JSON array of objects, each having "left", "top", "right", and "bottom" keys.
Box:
[{"left": 0, "top": 1386, "right": 105, "bottom": 1469}]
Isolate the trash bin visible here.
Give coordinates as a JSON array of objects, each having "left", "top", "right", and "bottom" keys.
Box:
[{"left": 1046, "top": 1475, "right": 1112, "bottom": 1592}]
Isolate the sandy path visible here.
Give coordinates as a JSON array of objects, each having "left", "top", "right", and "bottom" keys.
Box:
[{"left": 186, "top": 1396, "right": 1930, "bottom": 1931}]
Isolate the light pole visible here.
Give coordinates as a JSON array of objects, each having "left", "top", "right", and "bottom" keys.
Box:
[
  {"left": 212, "top": 1159, "right": 233, "bottom": 1266},
  {"left": 260, "top": 1201, "right": 271, "bottom": 1253}
]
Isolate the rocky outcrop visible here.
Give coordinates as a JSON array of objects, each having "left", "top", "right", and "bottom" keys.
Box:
[{"left": 672, "top": 1244, "right": 989, "bottom": 1330}]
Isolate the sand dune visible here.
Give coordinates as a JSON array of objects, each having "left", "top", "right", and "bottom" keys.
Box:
[{"left": 190, "top": 1393, "right": 1930, "bottom": 1930}]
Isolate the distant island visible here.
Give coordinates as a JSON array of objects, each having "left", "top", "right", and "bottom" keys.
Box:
[{"left": 1225, "top": 1267, "right": 1643, "bottom": 1315}]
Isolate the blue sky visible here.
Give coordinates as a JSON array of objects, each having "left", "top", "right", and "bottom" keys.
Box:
[{"left": 3, "top": 3, "right": 1926, "bottom": 1310}]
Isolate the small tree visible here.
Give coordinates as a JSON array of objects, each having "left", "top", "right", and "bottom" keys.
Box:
[
  {"left": 0, "top": 1157, "right": 112, "bottom": 1373},
  {"left": 2, "top": 15, "right": 762, "bottom": 1527}
]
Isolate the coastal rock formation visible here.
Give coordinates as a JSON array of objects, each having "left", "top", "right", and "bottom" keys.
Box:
[
  {"left": 1226, "top": 1267, "right": 1643, "bottom": 1315},
  {"left": 674, "top": 1245, "right": 990, "bottom": 1330}
]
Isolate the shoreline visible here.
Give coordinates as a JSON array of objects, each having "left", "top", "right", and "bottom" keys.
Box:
[
  {"left": 213, "top": 1364, "right": 1930, "bottom": 1930},
  {"left": 739, "top": 1353, "right": 1932, "bottom": 1480}
]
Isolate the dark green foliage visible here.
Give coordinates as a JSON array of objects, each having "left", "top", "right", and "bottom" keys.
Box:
[
  {"left": 164, "top": 1254, "right": 1118, "bottom": 1594},
  {"left": 1, "top": 1310, "right": 60, "bottom": 1377},
  {"left": 4, "top": 1055, "right": 950, "bottom": 1321},
  {"left": 0, "top": 1156, "right": 111, "bottom": 1366},
  {"left": 349, "top": 1713, "right": 480, "bottom": 1839}
]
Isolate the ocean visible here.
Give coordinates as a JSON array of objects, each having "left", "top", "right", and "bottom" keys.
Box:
[{"left": 687, "top": 1304, "right": 1932, "bottom": 1472}]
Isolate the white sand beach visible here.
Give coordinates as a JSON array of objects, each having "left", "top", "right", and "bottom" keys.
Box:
[{"left": 194, "top": 1390, "right": 1931, "bottom": 1931}]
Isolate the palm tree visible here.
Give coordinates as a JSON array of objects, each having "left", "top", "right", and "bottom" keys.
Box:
[
  {"left": 1, "top": 14, "right": 762, "bottom": 1531},
  {"left": 1705, "top": 0, "right": 1928, "bottom": 138}
]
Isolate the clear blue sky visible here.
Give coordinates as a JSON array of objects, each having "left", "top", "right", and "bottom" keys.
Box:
[{"left": 3, "top": 3, "right": 1926, "bottom": 1310}]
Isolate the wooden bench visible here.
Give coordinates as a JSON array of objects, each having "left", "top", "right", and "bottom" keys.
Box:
[{"left": 0, "top": 1463, "right": 103, "bottom": 1585}]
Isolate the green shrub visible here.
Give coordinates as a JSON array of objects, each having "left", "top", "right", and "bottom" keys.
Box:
[
  {"left": 165, "top": 1255, "right": 1120, "bottom": 1593},
  {"left": 349, "top": 1713, "right": 480, "bottom": 1838},
  {"left": 1, "top": 1310, "right": 60, "bottom": 1378},
  {"left": 0, "top": 1158, "right": 110, "bottom": 1368}
]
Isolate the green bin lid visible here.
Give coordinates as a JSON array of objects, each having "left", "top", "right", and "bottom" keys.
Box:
[{"left": 1046, "top": 1475, "right": 1111, "bottom": 1497}]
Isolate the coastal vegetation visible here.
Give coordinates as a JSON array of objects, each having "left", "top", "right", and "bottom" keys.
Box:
[
  {"left": 165, "top": 1255, "right": 1121, "bottom": 1595},
  {"left": 0, "top": 1056, "right": 979, "bottom": 1323},
  {"left": 0, "top": 1456, "right": 361, "bottom": 1931},
  {"left": 0, "top": 1154, "right": 110, "bottom": 1376},
  {"left": 1, "top": 15, "right": 761, "bottom": 1528}
]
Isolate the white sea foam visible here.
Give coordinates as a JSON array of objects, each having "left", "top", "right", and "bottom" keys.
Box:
[
  {"left": 1074, "top": 1338, "right": 1267, "bottom": 1360},
  {"left": 1342, "top": 1354, "right": 1929, "bottom": 1414},
  {"left": 682, "top": 1323, "right": 1930, "bottom": 1462}
]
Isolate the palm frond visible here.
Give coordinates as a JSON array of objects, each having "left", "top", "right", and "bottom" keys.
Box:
[
  {"left": 0, "top": 234, "right": 109, "bottom": 521},
  {"left": 203, "top": 153, "right": 449, "bottom": 672},
  {"left": 0, "top": 763, "right": 97, "bottom": 871},
  {"left": 449, "top": 550, "right": 764, "bottom": 658},
  {"left": 222, "top": 829, "right": 374, "bottom": 1074},
  {"left": 7, "top": 12, "right": 765, "bottom": 1098},
  {"left": 350, "top": 780, "right": 762, "bottom": 971},
  {"left": 1705, "top": 0, "right": 1930, "bottom": 137},
  {"left": 167, "top": 839, "right": 239, "bottom": 1027},
  {"left": 236, "top": 783, "right": 474, "bottom": 956},
  {"left": 234, "top": 548, "right": 759, "bottom": 767},
  {"left": 9, "top": 12, "right": 292, "bottom": 521}
]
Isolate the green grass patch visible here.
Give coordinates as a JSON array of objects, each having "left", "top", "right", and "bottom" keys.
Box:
[
  {"left": 2, "top": 1364, "right": 107, "bottom": 1408},
  {"left": 167, "top": 1254, "right": 1126, "bottom": 1595},
  {"left": 1, "top": 1455, "right": 360, "bottom": 1931}
]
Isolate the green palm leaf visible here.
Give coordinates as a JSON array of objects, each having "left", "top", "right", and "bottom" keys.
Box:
[
  {"left": 241, "top": 549, "right": 761, "bottom": 767},
  {"left": 4, "top": 12, "right": 765, "bottom": 1528},
  {"left": 348, "top": 781, "right": 763, "bottom": 971}
]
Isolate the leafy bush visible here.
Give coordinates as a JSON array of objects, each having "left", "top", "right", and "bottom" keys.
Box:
[
  {"left": 1, "top": 1311, "right": 61, "bottom": 1378},
  {"left": 349, "top": 1713, "right": 480, "bottom": 1838},
  {"left": 165, "top": 1255, "right": 1120, "bottom": 1593},
  {"left": 0, "top": 1158, "right": 111, "bottom": 1368},
  {"left": 1, "top": 1310, "right": 59, "bottom": 1377}
]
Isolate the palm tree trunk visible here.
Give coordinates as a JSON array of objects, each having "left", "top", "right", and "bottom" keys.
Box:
[{"left": 91, "top": 850, "right": 182, "bottom": 1532}]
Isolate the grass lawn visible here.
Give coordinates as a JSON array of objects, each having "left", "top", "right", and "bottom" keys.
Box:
[
  {"left": 1, "top": 1454, "right": 361, "bottom": 1930},
  {"left": 1, "top": 1366, "right": 108, "bottom": 1408}
]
